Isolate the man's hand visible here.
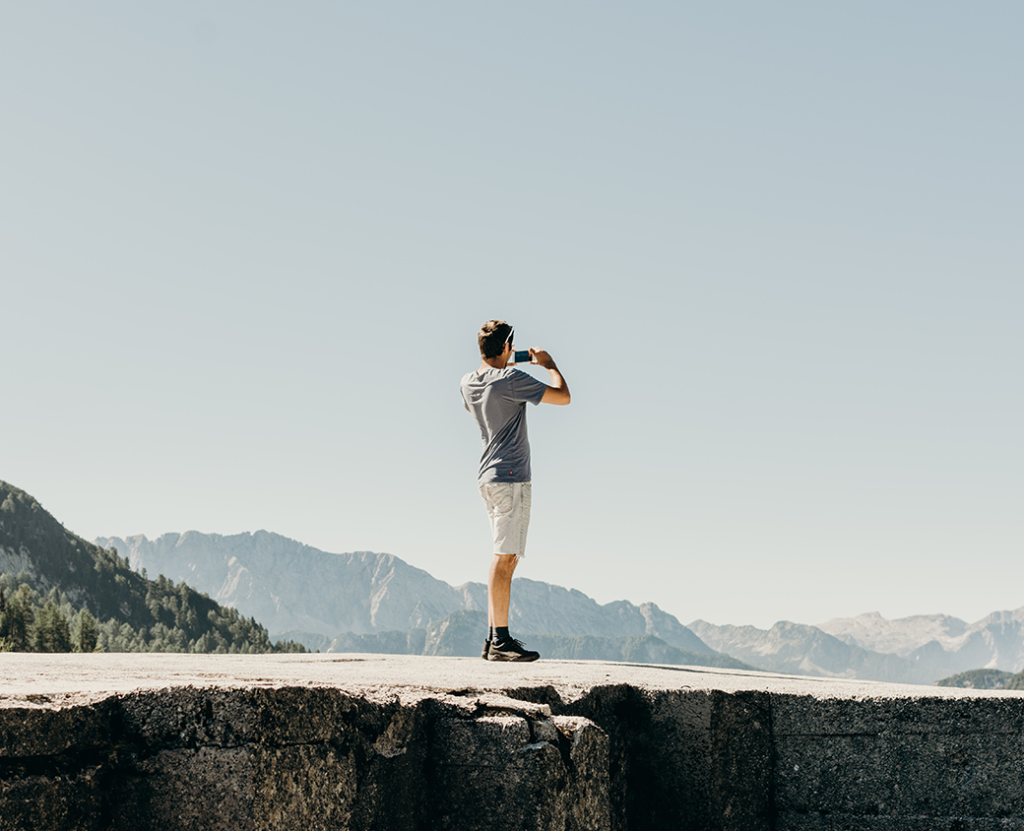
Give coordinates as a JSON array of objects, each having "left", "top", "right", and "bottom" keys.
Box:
[
  {"left": 530, "top": 348, "right": 556, "bottom": 369},
  {"left": 531, "top": 348, "right": 571, "bottom": 405}
]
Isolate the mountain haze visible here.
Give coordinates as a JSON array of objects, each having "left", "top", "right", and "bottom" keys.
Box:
[
  {"left": 694, "top": 607, "right": 1024, "bottom": 685},
  {"left": 98, "top": 531, "right": 470, "bottom": 636},
  {"left": 818, "top": 610, "right": 1024, "bottom": 673},
  {"left": 98, "top": 531, "right": 716, "bottom": 655},
  {"left": 15, "top": 473, "right": 1024, "bottom": 682},
  {"left": 689, "top": 619, "right": 928, "bottom": 684},
  {"left": 95, "top": 529, "right": 1024, "bottom": 684}
]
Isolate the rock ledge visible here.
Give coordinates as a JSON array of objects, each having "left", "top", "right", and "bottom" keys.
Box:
[{"left": 2, "top": 654, "right": 1024, "bottom": 831}]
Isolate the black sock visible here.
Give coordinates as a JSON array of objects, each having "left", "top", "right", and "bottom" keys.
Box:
[{"left": 492, "top": 626, "right": 510, "bottom": 643}]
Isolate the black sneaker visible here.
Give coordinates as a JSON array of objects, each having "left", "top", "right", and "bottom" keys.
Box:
[
  {"left": 487, "top": 637, "right": 540, "bottom": 662},
  {"left": 481, "top": 638, "right": 491, "bottom": 659}
]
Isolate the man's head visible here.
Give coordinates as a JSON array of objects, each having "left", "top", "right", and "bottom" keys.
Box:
[{"left": 478, "top": 320, "right": 514, "bottom": 359}]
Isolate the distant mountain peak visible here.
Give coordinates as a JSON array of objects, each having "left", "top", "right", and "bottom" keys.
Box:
[
  {"left": 694, "top": 601, "right": 1024, "bottom": 685},
  {"left": 97, "top": 529, "right": 714, "bottom": 656}
]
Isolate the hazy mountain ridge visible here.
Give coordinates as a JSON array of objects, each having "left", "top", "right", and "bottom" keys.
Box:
[
  {"left": 818, "top": 609, "right": 1024, "bottom": 675},
  {"left": 96, "top": 529, "right": 1024, "bottom": 684},
  {"left": 819, "top": 611, "right": 969, "bottom": 655},
  {"left": 98, "top": 531, "right": 716, "bottom": 655},
  {"left": 98, "top": 531, "right": 469, "bottom": 637},
  {"left": 693, "top": 607, "right": 1024, "bottom": 685},
  {"left": 689, "top": 619, "right": 930, "bottom": 683}
]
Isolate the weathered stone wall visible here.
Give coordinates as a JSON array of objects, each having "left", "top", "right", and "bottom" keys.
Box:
[
  {"left": 4, "top": 661, "right": 1024, "bottom": 830},
  {"left": 770, "top": 695, "right": 1024, "bottom": 830},
  {"left": 0, "top": 687, "right": 610, "bottom": 831},
  {"left": 555, "top": 685, "right": 1024, "bottom": 830}
]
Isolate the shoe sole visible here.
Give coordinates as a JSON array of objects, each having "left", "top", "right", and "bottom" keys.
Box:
[{"left": 486, "top": 652, "right": 540, "bottom": 663}]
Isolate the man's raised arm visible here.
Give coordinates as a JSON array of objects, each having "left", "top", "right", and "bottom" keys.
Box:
[{"left": 531, "top": 348, "right": 571, "bottom": 406}]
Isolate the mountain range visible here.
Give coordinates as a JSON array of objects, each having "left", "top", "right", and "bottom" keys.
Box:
[
  {"left": 691, "top": 608, "right": 1024, "bottom": 685},
  {"left": 97, "top": 531, "right": 1024, "bottom": 684},
  {"left": 818, "top": 609, "right": 1024, "bottom": 672},
  {"left": 0, "top": 477, "right": 728, "bottom": 664},
  {"left": 97, "top": 531, "right": 717, "bottom": 657},
  {"left": 10, "top": 472, "right": 1023, "bottom": 683}
]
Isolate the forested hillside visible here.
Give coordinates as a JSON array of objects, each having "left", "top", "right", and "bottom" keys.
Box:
[
  {"left": 0, "top": 480, "right": 303, "bottom": 654},
  {"left": 934, "top": 669, "right": 1014, "bottom": 690}
]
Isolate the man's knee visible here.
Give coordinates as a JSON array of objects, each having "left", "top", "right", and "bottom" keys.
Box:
[{"left": 491, "top": 553, "right": 518, "bottom": 576}]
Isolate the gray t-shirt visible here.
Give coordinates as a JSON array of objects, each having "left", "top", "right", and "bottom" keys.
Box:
[{"left": 461, "top": 367, "right": 548, "bottom": 485}]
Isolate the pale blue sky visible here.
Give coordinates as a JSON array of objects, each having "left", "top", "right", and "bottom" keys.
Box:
[{"left": 3, "top": 2, "right": 1021, "bottom": 629}]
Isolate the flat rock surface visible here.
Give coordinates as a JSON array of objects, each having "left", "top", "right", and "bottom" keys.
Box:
[{"left": 2, "top": 653, "right": 1022, "bottom": 707}]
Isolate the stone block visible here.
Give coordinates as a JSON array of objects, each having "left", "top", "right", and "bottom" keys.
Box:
[
  {"left": 563, "top": 685, "right": 772, "bottom": 831},
  {"left": 254, "top": 743, "right": 359, "bottom": 830},
  {"left": 0, "top": 767, "right": 106, "bottom": 831},
  {"left": 117, "top": 688, "right": 259, "bottom": 749},
  {"left": 642, "top": 688, "right": 772, "bottom": 831},
  {"left": 0, "top": 701, "right": 112, "bottom": 758},
  {"left": 431, "top": 713, "right": 611, "bottom": 831},
  {"left": 112, "top": 746, "right": 255, "bottom": 830},
  {"left": 553, "top": 716, "right": 611, "bottom": 831},
  {"left": 774, "top": 695, "right": 1024, "bottom": 823}
]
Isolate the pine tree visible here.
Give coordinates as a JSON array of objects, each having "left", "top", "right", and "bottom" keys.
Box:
[
  {"left": 73, "top": 609, "right": 99, "bottom": 653},
  {"left": 32, "top": 601, "right": 73, "bottom": 653},
  {"left": 0, "top": 586, "right": 33, "bottom": 651}
]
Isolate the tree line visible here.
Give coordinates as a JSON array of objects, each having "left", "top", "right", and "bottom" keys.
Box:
[{"left": 0, "top": 572, "right": 305, "bottom": 654}]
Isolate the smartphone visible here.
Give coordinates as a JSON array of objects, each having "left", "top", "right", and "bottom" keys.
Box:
[{"left": 513, "top": 350, "right": 531, "bottom": 364}]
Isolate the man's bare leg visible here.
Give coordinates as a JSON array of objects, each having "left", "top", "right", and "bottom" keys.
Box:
[
  {"left": 488, "top": 553, "right": 518, "bottom": 628},
  {"left": 484, "top": 552, "right": 539, "bottom": 661}
]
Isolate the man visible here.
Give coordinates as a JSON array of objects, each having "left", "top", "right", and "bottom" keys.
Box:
[{"left": 460, "top": 320, "right": 570, "bottom": 662}]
